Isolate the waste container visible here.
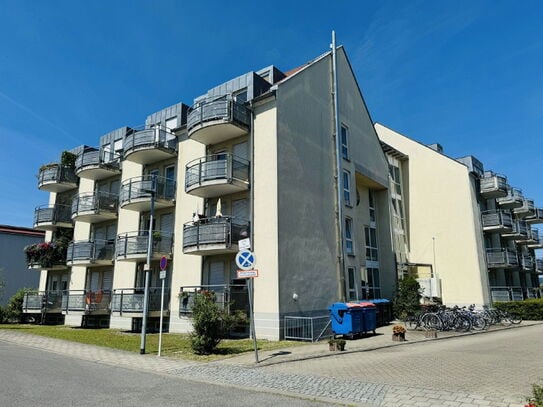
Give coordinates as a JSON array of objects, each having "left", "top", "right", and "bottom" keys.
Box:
[
  {"left": 328, "top": 302, "right": 376, "bottom": 337},
  {"left": 368, "top": 299, "right": 392, "bottom": 327}
]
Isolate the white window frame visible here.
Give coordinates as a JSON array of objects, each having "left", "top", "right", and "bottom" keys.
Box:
[
  {"left": 341, "top": 125, "right": 349, "bottom": 160},
  {"left": 345, "top": 217, "right": 354, "bottom": 255},
  {"left": 343, "top": 170, "right": 351, "bottom": 206}
]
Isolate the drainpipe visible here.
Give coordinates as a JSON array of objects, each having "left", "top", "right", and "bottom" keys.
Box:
[{"left": 331, "top": 31, "right": 346, "bottom": 302}]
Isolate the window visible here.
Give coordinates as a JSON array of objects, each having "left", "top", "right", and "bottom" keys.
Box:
[
  {"left": 343, "top": 170, "right": 351, "bottom": 206},
  {"left": 368, "top": 190, "right": 376, "bottom": 224},
  {"left": 345, "top": 217, "right": 354, "bottom": 255},
  {"left": 365, "top": 226, "right": 378, "bottom": 261},
  {"left": 165, "top": 116, "right": 178, "bottom": 131},
  {"left": 347, "top": 267, "right": 357, "bottom": 300},
  {"left": 367, "top": 268, "right": 381, "bottom": 299},
  {"left": 341, "top": 125, "right": 349, "bottom": 160}
]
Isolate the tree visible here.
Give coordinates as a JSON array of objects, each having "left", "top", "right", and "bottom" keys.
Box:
[{"left": 393, "top": 276, "right": 421, "bottom": 320}]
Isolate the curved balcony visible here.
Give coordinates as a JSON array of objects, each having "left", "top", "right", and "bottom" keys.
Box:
[
  {"left": 521, "top": 255, "right": 534, "bottom": 271},
  {"left": 34, "top": 204, "right": 73, "bottom": 231},
  {"left": 513, "top": 199, "right": 535, "bottom": 218},
  {"left": 185, "top": 154, "right": 250, "bottom": 198},
  {"left": 38, "top": 164, "right": 77, "bottom": 192},
  {"left": 525, "top": 208, "right": 543, "bottom": 224},
  {"left": 496, "top": 187, "right": 524, "bottom": 209},
  {"left": 187, "top": 97, "right": 250, "bottom": 145},
  {"left": 25, "top": 241, "right": 68, "bottom": 270},
  {"left": 480, "top": 172, "right": 508, "bottom": 199},
  {"left": 183, "top": 216, "right": 249, "bottom": 255},
  {"left": 62, "top": 290, "right": 112, "bottom": 315},
  {"left": 111, "top": 288, "right": 170, "bottom": 317},
  {"left": 486, "top": 248, "right": 518, "bottom": 269},
  {"left": 123, "top": 127, "right": 177, "bottom": 164},
  {"left": 115, "top": 230, "right": 173, "bottom": 262},
  {"left": 66, "top": 239, "right": 115, "bottom": 266},
  {"left": 75, "top": 148, "right": 121, "bottom": 180},
  {"left": 502, "top": 220, "right": 528, "bottom": 240},
  {"left": 119, "top": 175, "right": 176, "bottom": 212},
  {"left": 481, "top": 210, "right": 512, "bottom": 233},
  {"left": 71, "top": 191, "right": 118, "bottom": 222}
]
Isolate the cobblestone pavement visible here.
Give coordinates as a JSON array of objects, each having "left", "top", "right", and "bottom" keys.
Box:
[{"left": 1, "top": 323, "right": 541, "bottom": 407}]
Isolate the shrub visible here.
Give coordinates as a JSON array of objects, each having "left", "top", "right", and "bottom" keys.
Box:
[
  {"left": 4, "top": 288, "right": 35, "bottom": 323},
  {"left": 494, "top": 299, "right": 543, "bottom": 321},
  {"left": 393, "top": 276, "right": 421, "bottom": 319},
  {"left": 526, "top": 381, "right": 543, "bottom": 407},
  {"left": 189, "top": 290, "right": 246, "bottom": 355}
]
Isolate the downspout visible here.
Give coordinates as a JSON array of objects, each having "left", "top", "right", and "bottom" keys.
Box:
[{"left": 331, "top": 31, "right": 346, "bottom": 301}]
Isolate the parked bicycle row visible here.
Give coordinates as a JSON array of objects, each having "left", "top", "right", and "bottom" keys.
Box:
[{"left": 405, "top": 304, "right": 522, "bottom": 333}]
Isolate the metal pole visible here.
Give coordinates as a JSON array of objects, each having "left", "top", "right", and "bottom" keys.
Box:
[
  {"left": 248, "top": 277, "right": 258, "bottom": 363},
  {"left": 140, "top": 175, "right": 156, "bottom": 355},
  {"left": 158, "top": 275, "right": 165, "bottom": 357}
]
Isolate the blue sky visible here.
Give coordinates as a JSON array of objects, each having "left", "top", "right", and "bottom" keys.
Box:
[{"left": 1, "top": 0, "right": 542, "bottom": 251}]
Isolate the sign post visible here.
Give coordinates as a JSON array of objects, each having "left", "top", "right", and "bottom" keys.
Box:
[
  {"left": 235, "top": 249, "right": 259, "bottom": 363},
  {"left": 158, "top": 256, "right": 167, "bottom": 357}
]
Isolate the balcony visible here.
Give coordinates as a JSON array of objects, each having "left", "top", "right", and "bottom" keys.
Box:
[
  {"left": 187, "top": 97, "right": 250, "bottom": 145},
  {"left": 490, "top": 286, "right": 523, "bottom": 302},
  {"left": 22, "top": 291, "right": 64, "bottom": 314},
  {"left": 38, "top": 163, "right": 77, "bottom": 192},
  {"left": 34, "top": 204, "right": 73, "bottom": 231},
  {"left": 525, "top": 208, "right": 543, "bottom": 224},
  {"left": 486, "top": 248, "right": 519, "bottom": 269},
  {"left": 185, "top": 154, "right": 250, "bottom": 198},
  {"left": 513, "top": 199, "right": 535, "bottom": 218},
  {"left": 496, "top": 187, "right": 524, "bottom": 209},
  {"left": 527, "top": 229, "right": 543, "bottom": 249},
  {"left": 123, "top": 127, "right": 177, "bottom": 164},
  {"left": 75, "top": 148, "right": 121, "bottom": 180},
  {"left": 536, "top": 259, "right": 543, "bottom": 273},
  {"left": 501, "top": 220, "right": 528, "bottom": 240},
  {"left": 24, "top": 241, "right": 68, "bottom": 270},
  {"left": 115, "top": 230, "right": 173, "bottom": 262},
  {"left": 521, "top": 255, "right": 534, "bottom": 271},
  {"left": 481, "top": 210, "right": 512, "bottom": 233},
  {"left": 179, "top": 284, "right": 249, "bottom": 315},
  {"left": 183, "top": 217, "right": 249, "bottom": 255},
  {"left": 479, "top": 172, "right": 508, "bottom": 199},
  {"left": 66, "top": 240, "right": 115, "bottom": 266},
  {"left": 111, "top": 288, "right": 169, "bottom": 317},
  {"left": 62, "top": 290, "right": 111, "bottom": 315},
  {"left": 71, "top": 191, "right": 118, "bottom": 222},
  {"left": 119, "top": 175, "right": 175, "bottom": 212}
]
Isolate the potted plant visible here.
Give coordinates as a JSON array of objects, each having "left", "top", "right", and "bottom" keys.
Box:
[
  {"left": 328, "top": 338, "right": 337, "bottom": 351},
  {"left": 328, "top": 338, "right": 346, "bottom": 351},
  {"left": 392, "top": 325, "right": 406, "bottom": 341}
]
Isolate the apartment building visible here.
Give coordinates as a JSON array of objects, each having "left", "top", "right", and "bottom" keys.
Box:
[
  {"left": 377, "top": 123, "right": 542, "bottom": 306},
  {"left": 25, "top": 46, "right": 397, "bottom": 339}
]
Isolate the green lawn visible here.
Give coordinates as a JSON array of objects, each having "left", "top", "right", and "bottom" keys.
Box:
[{"left": 0, "top": 324, "right": 303, "bottom": 361}]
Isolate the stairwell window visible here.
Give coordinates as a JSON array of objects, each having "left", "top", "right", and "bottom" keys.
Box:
[
  {"left": 345, "top": 217, "right": 354, "bottom": 255},
  {"left": 365, "top": 226, "right": 378, "bottom": 261},
  {"left": 343, "top": 170, "right": 351, "bottom": 206},
  {"left": 341, "top": 125, "right": 349, "bottom": 160}
]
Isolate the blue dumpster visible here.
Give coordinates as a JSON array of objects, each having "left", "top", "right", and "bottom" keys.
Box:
[
  {"left": 329, "top": 302, "right": 376, "bottom": 337},
  {"left": 368, "top": 299, "right": 392, "bottom": 327}
]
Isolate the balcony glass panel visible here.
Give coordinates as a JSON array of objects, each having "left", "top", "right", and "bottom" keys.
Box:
[
  {"left": 111, "top": 289, "right": 169, "bottom": 313},
  {"left": 23, "top": 291, "right": 64, "bottom": 312},
  {"left": 75, "top": 148, "right": 120, "bottom": 172},
  {"left": 119, "top": 175, "right": 176, "bottom": 206},
  {"left": 67, "top": 239, "right": 115, "bottom": 263},
  {"left": 187, "top": 97, "right": 250, "bottom": 132},
  {"left": 123, "top": 127, "right": 176, "bottom": 154},
  {"left": 34, "top": 204, "right": 72, "bottom": 227},
  {"left": 178, "top": 284, "right": 249, "bottom": 315},
  {"left": 115, "top": 231, "right": 173, "bottom": 258},
  {"left": 486, "top": 248, "right": 518, "bottom": 268},
  {"left": 72, "top": 191, "right": 118, "bottom": 216},
  {"left": 38, "top": 164, "right": 77, "bottom": 189},
  {"left": 185, "top": 154, "right": 249, "bottom": 190},
  {"left": 481, "top": 210, "right": 512, "bottom": 230}
]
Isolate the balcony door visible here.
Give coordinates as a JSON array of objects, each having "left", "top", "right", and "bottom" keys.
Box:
[
  {"left": 208, "top": 261, "right": 225, "bottom": 287},
  {"left": 232, "top": 198, "right": 249, "bottom": 223}
]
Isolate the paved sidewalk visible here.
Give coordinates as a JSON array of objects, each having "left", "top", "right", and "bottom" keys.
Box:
[{"left": 1, "top": 322, "right": 540, "bottom": 407}]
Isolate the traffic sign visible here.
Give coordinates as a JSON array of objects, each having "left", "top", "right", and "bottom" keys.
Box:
[
  {"left": 238, "top": 237, "right": 251, "bottom": 251},
  {"left": 159, "top": 270, "right": 166, "bottom": 279},
  {"left": 160, "top": 256, "right": 168, "bottom": 271},
  {"left": 237, "top": 269, "right": 258, "bottom": 279},
  {"left": 235, "top": 250, "right": 256, "bottom": 271}
]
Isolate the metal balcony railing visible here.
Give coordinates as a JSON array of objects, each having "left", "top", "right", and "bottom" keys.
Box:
[
  {"left": 480, "top": 172, "right": 507, "bottom": 198},
  {"left": 71, "top": 191, "right": 118, "bottom": 217},
  {"left": 119, "top": 175, "right": 176, "bottom": 206},
  {"left": 525, "top": 208, "right": 543, "bottom": 224},
  {"left": 123, "top": 127, "right": 176, "bottom": 156},
  {"left": 178, "top": 285, "right": 249, "bottom": 315},
  {"left": 481, "top": 210, "right": 513, "bottom": 231},
  {"left": 111, "top": 288, "right": 169, "bottom": 313},
  {"left": 521, "top": 255, "right": 534, "bottom": 270},
  {"left": 182, "top": 217, "right": 249, "bottom": 252},
  {"left": 62, "top": 290, "right": 112, "bottom": 313},
  {"left": 23, "top": 291, "right": 64, "bottom": 313},
  {"left": 490, "top": 286, "right": 523, "bottom": 302},
  {"left": 38, "top": 164, "right": 77, "bottom": 189},
  {"left": 115, "top": 230, "right": 173, "bottom": 258},
  {"left": 75, "top": 148, "right": 121, "bottom": 172},
  {"left": 185, "top": 153, "right": 250, "bottom": 192},
  {"left": 34, "top": 204, "right": 72, "bottom": 227},
  {"left": 486, "top": 248, "right": 518, "bottom": 268},
  {"left": 187, "top": 97, "right": 250, "bottom": 133},
  {"left": 496, "top": 187, "right": 524, "bottom": 208},
  {"left": 67, "top": 239, "right": 115, "bottom": 264},
  {"left": 536, "top": 259, "right": 543, "bottom": 272}
]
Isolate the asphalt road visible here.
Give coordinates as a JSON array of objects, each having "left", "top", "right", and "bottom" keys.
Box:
[{"left": 0, "top": 341, "right": 335, "bottom": 407}]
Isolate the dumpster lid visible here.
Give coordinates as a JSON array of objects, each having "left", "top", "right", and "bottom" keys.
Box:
[
  {"left": 368, "top": 299, "right": 391, "bottom": 304},
  {"left": 354, "top": 301, "right": 376, "bottom": 307}
]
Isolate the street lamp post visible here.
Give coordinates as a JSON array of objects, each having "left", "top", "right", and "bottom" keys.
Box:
[{"left": 140, "top": 174, "right": 156, "bottom": 355}]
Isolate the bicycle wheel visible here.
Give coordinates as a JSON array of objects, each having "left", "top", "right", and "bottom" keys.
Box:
[
  {"left": 508, "top": 313, "right": 522, "bottom": 324},
  {"left": 453, "top": 315, "right": 471, "bottom": 332},
  {"left": 471, "top": 314, "right": 488, "bottom": 331},
  {"left": 405, "top": 316, "right": 419, "bottom": 330},
  {"left": 421, "top": 313, "right": 442, "bottom": 331}
]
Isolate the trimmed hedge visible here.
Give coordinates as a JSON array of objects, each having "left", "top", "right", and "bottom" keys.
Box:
[{"left": 494, "top": 299, "right": 543, "bottom": 320}]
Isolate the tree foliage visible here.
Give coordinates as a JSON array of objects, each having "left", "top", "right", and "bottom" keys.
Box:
[{"left": 393, "top": 276, "right": 421, "bottom": 319}]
